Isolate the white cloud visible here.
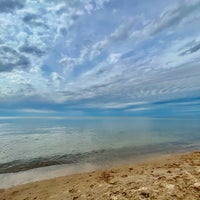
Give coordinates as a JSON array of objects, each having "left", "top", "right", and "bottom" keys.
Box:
[
  {"left": 18, "top": 109, "right": 57, "bottom": 114},
  {"left": 59, "top": 47, "right": 88, "bottom": 75},
  {"left": 125, "top": 107, "right": 150, "bottom": 112},
  {"left": 89, "top": 19, "right": 136, "bottom": 59},
  {"left": 0, "top": 0, "right": 200, "bottom": 113},
  {"left": 107, "top": 53, "right": 121, "bottom": 64}
]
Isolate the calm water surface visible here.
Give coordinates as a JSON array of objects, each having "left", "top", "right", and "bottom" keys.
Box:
[{"left": 0, "top": 117, "right": 200, "bottom": 173}]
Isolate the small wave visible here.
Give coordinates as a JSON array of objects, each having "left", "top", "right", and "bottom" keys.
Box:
[{"left": 1, "top": 141, "right": 199, "bottom": 174}]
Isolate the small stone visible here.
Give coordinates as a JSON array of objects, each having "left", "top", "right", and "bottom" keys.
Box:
[
  {"left": 110, "top": 196, "right": 118, "bottom": 200},
  {"left": 165, "top": 184, "right": 175, "bottom": 190},
  {"left": 69, "top": 188, "right": 76, "bottom": 193},
  {"left": 193, "top": 182, "right": 200, "bottom": 191},
  {"left": 140, "top": 192, "right": 150, "bottom": 198},
  {"left": 122, "top": 191, "right": 127, "bottom": 196},
  {"left": 138, "top": 187, "right": 148, "bottom": 191},
  {"left": 110, "top": 181, "right": 118, "bottom": 185},
  {"left": 114, "top": 191, "right": 120, "bottom": 195},
  {"left": 158, "top": 176, "right": 166, "bottom": 180}
]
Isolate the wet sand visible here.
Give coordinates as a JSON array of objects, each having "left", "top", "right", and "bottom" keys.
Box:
[{"left": 0, "top": 151, "right": 199, "bottom": 200}]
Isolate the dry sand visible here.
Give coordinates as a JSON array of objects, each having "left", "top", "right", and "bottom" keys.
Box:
[{"left": 0, "top": 151, "right": 199, "bottom": 200}]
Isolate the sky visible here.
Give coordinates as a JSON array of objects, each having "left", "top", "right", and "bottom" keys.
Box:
[{"left": 0, "top": 0, "right": 200, "bottom": 117}]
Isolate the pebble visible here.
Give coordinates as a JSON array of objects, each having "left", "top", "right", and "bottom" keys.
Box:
[
  {"left": 193, "top": 182, "right": 200, "bottom": 191},
  {"left": 165, "top": 184, "right": 175, "bottom": 190}
]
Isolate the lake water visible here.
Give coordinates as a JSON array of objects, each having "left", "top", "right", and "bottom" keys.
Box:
[{"left": 0, "top": 117, "right": 200, "bottom": 175}]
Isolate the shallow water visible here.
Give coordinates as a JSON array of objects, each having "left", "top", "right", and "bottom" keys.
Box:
[{"left": 0, "top": 117, "right": 200, "bottom": 173}]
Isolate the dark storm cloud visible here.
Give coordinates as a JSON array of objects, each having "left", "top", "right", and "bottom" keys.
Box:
[
  {"left": 0, "top": 0, "right": 25, "bottom": 13},
  {"left": 0, "top": 46, "right": 30, "bottom": 72}
]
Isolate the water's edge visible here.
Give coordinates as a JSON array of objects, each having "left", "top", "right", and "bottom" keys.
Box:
[{"left": 1, "top": 141, "right": 199, "bottom": 174}]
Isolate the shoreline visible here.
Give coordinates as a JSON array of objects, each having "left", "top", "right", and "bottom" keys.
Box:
[
  {"left": 0, "top": 151, "right": 199, "bottom": 199},
  {"left": 0, "top": 143, "right": 199, "bottom": 189},
  {"left": 1, "top": 140, "right": 199, "bottom": 175}
]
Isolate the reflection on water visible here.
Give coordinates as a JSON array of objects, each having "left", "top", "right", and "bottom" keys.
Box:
[{"left": 0, "top": 117, "right": 200, "bottom": 173}]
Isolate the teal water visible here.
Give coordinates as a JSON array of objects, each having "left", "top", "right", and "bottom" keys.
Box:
[{"left": 0, "top": 117, "right": 200, "bottom": 173}]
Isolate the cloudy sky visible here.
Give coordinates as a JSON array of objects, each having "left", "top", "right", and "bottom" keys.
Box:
[{"left": 0, "top": 0, "right": 200, "bottom": 116}]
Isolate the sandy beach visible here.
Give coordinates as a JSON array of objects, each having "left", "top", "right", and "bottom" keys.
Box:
[{"left": 0, "top": 151, "right": 199, "bottom": 200}]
